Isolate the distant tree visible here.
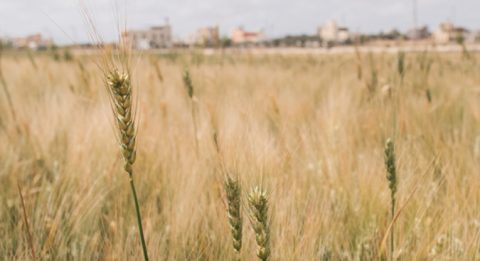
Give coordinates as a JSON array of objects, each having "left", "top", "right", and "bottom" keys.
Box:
[
  {"left": 221, "top": 37, "right": 232, "bottom": 48},
  {"left": 359, "top": 35, "right": 368, "bottom": 44},
  {"left": 456, "top": 34, "right": 465, "bottom": 45},
  {"left": 63, "top": 48, "right": 74, "bottom": 61},
  {"left": 389, "top": 29, "right": 402, "bottom": 39}
]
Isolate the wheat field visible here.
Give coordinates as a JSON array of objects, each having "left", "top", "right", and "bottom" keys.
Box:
[{"left": 1, "top": 49, "right": 479, "bottom": 260}]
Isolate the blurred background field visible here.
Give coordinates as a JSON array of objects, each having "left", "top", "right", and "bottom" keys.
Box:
[{"left": 1, "top": 50, "right": 479, "bottom": 260}]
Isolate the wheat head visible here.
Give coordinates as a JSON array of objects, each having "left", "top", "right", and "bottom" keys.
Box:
[
  {"left": 106, "top": 69, "right": 136, "bottom": 174},
  {"left": 224, "top": 176, "right": 243, "bottom": 254},
  {"left": 248, "top": 186, "right": 270, "bottom": 261}
]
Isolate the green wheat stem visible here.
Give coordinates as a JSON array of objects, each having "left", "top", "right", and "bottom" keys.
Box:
[
  {"left": 391, "top": 196, "right": 395, "bottom": 261},
  {"left": 128, "top": 172, "right": 149, "bottom": 261},
  {"left": 191, "top": 99, "right": 199, "bottom": 155}
]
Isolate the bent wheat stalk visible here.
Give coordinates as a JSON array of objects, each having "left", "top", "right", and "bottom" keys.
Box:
[{"left": 106, "top": 69, "right": 149, "bottom": 261}]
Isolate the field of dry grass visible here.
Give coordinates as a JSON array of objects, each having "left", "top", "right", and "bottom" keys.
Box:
[{"left": 1, "top": 49, "right": 479, "bottom": 260}]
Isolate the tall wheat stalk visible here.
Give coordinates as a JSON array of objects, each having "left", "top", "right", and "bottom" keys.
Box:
[
  {"left": 183, "top": 67, "right": 199, "bottom": 154},
  {"left": 78, "top": 5, "right": 150, "bottom": 258},
  {"left": 106, "top": 69, "right": 149, "bottom": 261},
  {"left": 384, "top": 138, "right": 397, "bottom": 261}
]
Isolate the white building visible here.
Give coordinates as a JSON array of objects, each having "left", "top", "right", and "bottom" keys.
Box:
[
  {"left": 12, "top": 34, "right": 52, "bottom": 50},
  {"left": 319, "top": 21, "right": 350, "bottom": 44},
  {"left": 231, "top": 27, "right": 265, "bottom": 45},
  {"left": 433, "top": 22, "right": 469, "bottom": 44},
  {"left": 122, "top": 25, "right": 172, "bottom": 49},
  {"left": 190, "top": 26, "right": 220, "bottom": 47}
]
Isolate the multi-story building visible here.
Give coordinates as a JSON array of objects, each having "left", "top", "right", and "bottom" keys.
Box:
[
  {"left": 407, "top": 26, "right": 431, "bottom": 40},
  {"left": 191, "top": 26, "right": 220, "bottom": 47},
  {"left": 122, "top": 24, "right": 172, "bottom": 49},
  {"left": 318, "top": 21, "right": 350, "bottom": 44},
  {"left": 231, "top": 27, "right": 265, "bottom": 45},
  {"left": 13, "top": 34, "right": 52, "bottom": 50},
  {"left": 433, "top": 22, "right": 469, "bottom": 44}
]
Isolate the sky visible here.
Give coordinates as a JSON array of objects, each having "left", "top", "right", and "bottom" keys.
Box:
[{"left": 0, "top": 0, "right": 479, "bottom": 44}]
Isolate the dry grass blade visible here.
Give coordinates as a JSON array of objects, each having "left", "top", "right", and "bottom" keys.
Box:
[
  {"left": 17, "top": 183, "right": 36, "bottom": 261},
  {"left": 0, "top": 43, "right": 18, "bottom": 125}
]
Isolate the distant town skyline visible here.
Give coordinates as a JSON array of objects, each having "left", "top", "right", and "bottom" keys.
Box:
[{"left": 1, "top": 0, "right": 479, "bottom": 44}]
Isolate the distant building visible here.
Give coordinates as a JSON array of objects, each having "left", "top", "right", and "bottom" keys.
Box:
[
  {"left": 407, "top": 26, "right": 431, "bottom": 40},
  {"left": 13, "top": 34, "right": 52, "bottom": 50},
  {"left": 466, "top": 31, "right": 480, "bottom": 44},
  {"left": 231, "top": 27, "right": 265, "bottom": 45},
  {"left": 122, "top": 24, "right": 172, "bottom": 49},
  {"left": 433, "top": 22, "right": 469, "bottom": 44},
  {"left": 191, "top": 26, "right": 220, "bottom": 47},
  {"left": 0, "top": 37, "right": 12, "bottom": 48},
  {"left": 318, "top": 21, "right": 350, "bottom": 44}
]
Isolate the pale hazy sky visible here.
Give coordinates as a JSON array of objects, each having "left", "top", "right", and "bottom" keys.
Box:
[{"left": 0, "top": 0, "right": 479, "bottom": 44}]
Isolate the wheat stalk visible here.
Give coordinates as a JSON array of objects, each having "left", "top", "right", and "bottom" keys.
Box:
[
  {"left": 106, "top": 69, "right": 149, "bottom": 261},
  {"left": 182, "top": 67, "right": 199, "bottom": 155},
  {"left": 248, "top": 187, "right": 271, "bottom": 261},
  {"left": 397, "top": 51, "right": 406, "bottom": 84},
  {"left": 366, "top": 53, "right": 378, "bottom": 95},
  {"left": 224, "top": 176, "right": 243, "bottom": 256},
  {"left": 384, "top": 138, "right": 397, "bottom": 261}
]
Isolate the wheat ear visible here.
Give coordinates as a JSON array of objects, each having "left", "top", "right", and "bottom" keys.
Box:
[
  {"left": 106, "top": 69, "right": 149, "bottom": 261},
  {"left": 384, "top": 138, "right": 397, "bottom": 261},
  {"left": 225, "top": 176, "right": 243, "bottom": 255},
  {"left": 248, "top": 187, "right": 271, "bottom": 261}
]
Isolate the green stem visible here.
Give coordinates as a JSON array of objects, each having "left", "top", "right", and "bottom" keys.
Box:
[
  {"left": 390, "top": 196, "right": 395, "bottom": 261},
  {"left": 191, "top": 99, "right": 199, "bottom": 156},
  {"left": 128, "top": 172, "right": 149, "bottom": 261}
]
